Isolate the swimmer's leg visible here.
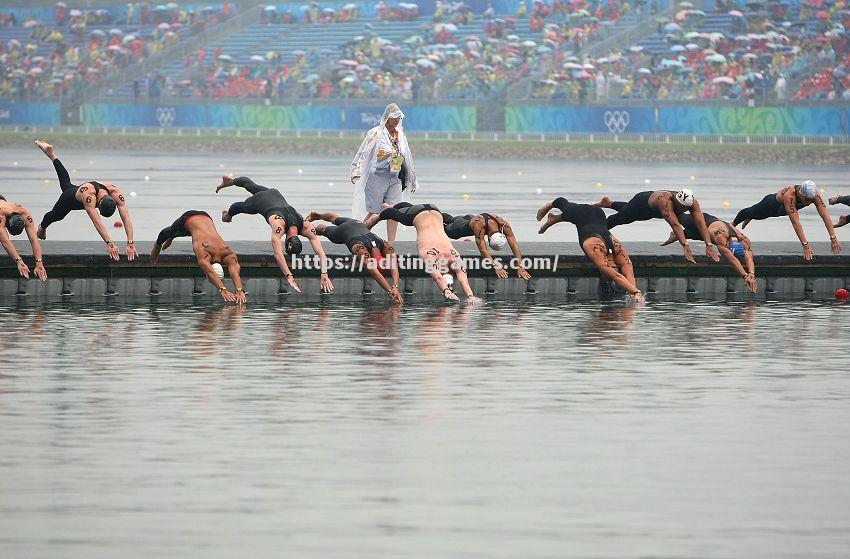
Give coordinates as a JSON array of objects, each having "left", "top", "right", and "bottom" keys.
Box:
[
  {"left": 538, "top": 211, "right": 562, "bottom": 234},
  {"left": 828, "top": 195, "right": 850, "bottom": 206},
  {"left": 232, "top": 176, "right": 268, "bottom": 195},
  {"left": 592, "top": 196, "right": 615, "bottom": 208},
  {"left": 834, "top": 215, "right": 849, "bottom": 228}
]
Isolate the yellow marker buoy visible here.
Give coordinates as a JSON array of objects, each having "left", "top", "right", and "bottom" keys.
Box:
[
  {"left": 690, "top": 175, "right": 696, "bottom": 181},
  {"left": 43, "top": 179, "right": 50, "bottom": 184},
  {"left": 517, "top": 170, "right": 523, "bottom": 176},
  {"left": 462, "top": 194, "right": 470, "bottom": 200},
  {"left": 819, "top": 188, "right": 826, "bottom": 195},
  {"left": 722, "top": 201, "right": 730, "bottom": 209},
  {"left": 596, "top": 182, "right": 603, "bottom": 189},
  {"left": 219, "top": 163, "right": 224, "bottom": 169}
]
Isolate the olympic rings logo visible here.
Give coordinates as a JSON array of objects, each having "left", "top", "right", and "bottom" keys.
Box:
[
  {"left": 603, "top": 110, "right": 630, "bottom": 134},
  {"left": 156, "top": 106, "right": 177, "bottom": 128}
]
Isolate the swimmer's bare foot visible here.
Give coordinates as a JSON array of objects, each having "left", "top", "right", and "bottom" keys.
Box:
[
  {"left": 34, "top": 140, "right": 56, "bottom": 160},
  {"left": 593, "top": 196, "right": 612, "bottom": 208},
  {"left": 380, "top": 203, "right": 393, "bottom": 211},
  {"left": 829, "top": 195, "right": 840, "bottom": 205},
  {"left": 215, "top": 173, "right": 235, "bottom": 192},
  {"left": 660, "top": 231, "right": 677, "bottom": 246},
  {"left": 833, "top": 215, "right": 848, "bottom": 228},
  {"left": 37, "top": 224, "right": 46, "bottom": 240},
  {"left": 538, "top": 211, "right": 561, "bottom": 234},
  {"left": 535, "top": 201, "right": 554, "bottom": 222},
  {"left": 740, "top": 219, "right": 751, "bottom": 229},
  {"left": 221, "top": 209, "right": 232, "bottom": 223},
  {"left": 305, "top": 210, "right": 320, "bottom": 222}
]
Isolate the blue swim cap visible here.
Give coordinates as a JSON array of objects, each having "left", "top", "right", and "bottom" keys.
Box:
[{"left": 729, "top": 241, "right": 745, "bottom": 260}]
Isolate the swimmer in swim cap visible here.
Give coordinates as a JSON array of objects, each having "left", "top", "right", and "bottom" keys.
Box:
[
  {"left": 364, "top": 202, "right": 480, "bottom": 303},
  {"left": 216, "top": 174, "right": 333, "bottom": 294},
  {"left": 594, "top": 188, "right": 720, "bottom": 264},
  {"left": 733, "top": 182, "right": 840, "bottom": 260},
  {"left": 0, "top": 194, "right": 48, "bottom": 281},
  {"left": 440, "top": 211, "right": 532, "bottom": 281},
  {"left": 661, "top": 212, "right": 757, "bottom": 293},
  {"left": 33, "top": 140, "right": 136, "bottom": 262},
  {"left": 306, "top": 210, "right": 403, "bottom": 304},
  {"left": 151, "top": 210, "right": 246, "bottom": 304}
]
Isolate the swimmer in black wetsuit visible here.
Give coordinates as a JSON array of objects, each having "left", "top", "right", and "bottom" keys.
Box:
[
  {"left": 662, "top": 213, "right": 757, "bottom": 293},
  {"left": 306, "top": 210, "right": 403, "bottom": 303},
  {"left": 733, "top": 181, "right": 840, "bottom": 260},
  {"left": 34, "top": 140, "right": 136, "bottom": 261},
  {"left": 537, "top": 197, "right": 641, "bottom": 298},
  {"left": 441, "top": 211, "right": 531, "bottom": 281},
  {"left": 364, "top": 202, "right": 480, "bottom": 303},
  {"left": 594, "top": 189, "right": 719, "bottom": 264},
  {"left": 0, "top": 194, "right": 47, "bottom": 281},
  {"left": 216, "top": 174, "right": 333, "bottom": 294},
  {"left": 151, "top": 210, "right": 246, "bottom": 304},
  {"left": 828, "top": 194, "right": 850, "bottom": 228}
]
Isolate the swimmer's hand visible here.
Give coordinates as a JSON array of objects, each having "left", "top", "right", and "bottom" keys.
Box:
[
  {"left": 466, "top": 296, "right": 483, "bottom": 306},
  {"left": 15, "top": 258, "right": 29, "bottom": 279},
  {"left": 495, "top": 266, "right": 509, "bottom": 279},
  {"left": 33, "top": 261, "right": 47, "bottom": 282},
  {"left": 682, "top": 243, "right": 696, "bottom": 264},
  {"left": 235, "top": 290, "right": 247, "bottom": 305},
  {"left": 744, "top": 273, "right": 757, "bottom": 293},
  {"left": 803, "top": 244, "right": 814, "bottom": 260},
  {"left": 443, "top": 287, "right": 459, "bottom": 301},
  {"left": 629, "top": 290, "right": 644, "bottom": 302},
  {"left": 517, "top": 267, "right": 532, "bottom": 281},
  {"left": 389, "top": 286, "right": 403, "bottom": 304},
  {"left": 706, "top": 244, "right": 719, "bottom": 262},
  {"left": 126, "top": 243, "right": 138, "bottom": 261},
  {"left": 285, "top": 274, "right": 302, "bottom": 294},
  {"left": 350, "top": 174, "right": 360, "bottom": 184},
  {"left": 831, "top": 236, "right": 841, "bottom": 255},
  {"left": 220, "top": 288, "right": 237, "bottom": 303},
  {"left": 320, "top": 273, "right": 334, "bottom": 293},
  {"left": 106, "top": 242, "right": 120, "bottom": 261}
]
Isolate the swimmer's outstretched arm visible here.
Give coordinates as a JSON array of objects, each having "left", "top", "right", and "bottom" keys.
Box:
[
  {"left": 453, "top": 266, "right": 479, "bottom": 303},
  {"left": 659, "top": 196, "right": 695, "bottom": 264},
  {"left": 270, "top": 234, "right": 301, "bottom": 294},
  {"left": 814, "top": 196, "right": 841, "bottom": 255},
  {"left": 355, "top": 246, "right": 401, "bottom": 303},
  {"left": 387, "top": 246, "right": 400, "bottom": 291},
  {"left": 223, "top": 254, "right": 246, "bottom": 305},
  {"left": 108, "top": 186, "right": 136, "bottom": 261},
  {"left": 81, "top": 193, "right": 120, "bottom": 261},
  {"left": 783, "top": 189, "right": 811, "bottom": 259},
  {"left": 716, "top": 241, "right": 753, "bottom": 292},
  {"left": 302, "top": 223, "right": 334, "bottom": 293},
  {"left": 505, "top": 226, "right": 531, "bottom": 280},
  {"left": 195, "top": 250, "right": 238, "bottom": 303},
  {"left": 428, "top": 268, "right": 459, "bottom": 301},
  {"left": 586, "top": 241, "right": 640, "bottom": 295},
  {"left": 689, "top": 200, "right": 720, "bottom": 262},
  {"left": 20, "top": 209, "right": 46, "bottom": 281}
]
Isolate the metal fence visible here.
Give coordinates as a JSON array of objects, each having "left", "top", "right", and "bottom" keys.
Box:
[{"left": 4, "top": 124, "right": 849, "bottom": 146}]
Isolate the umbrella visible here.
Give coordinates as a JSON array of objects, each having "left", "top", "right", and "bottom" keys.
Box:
[
  {"left": 264, "top": 5, "right": 277, "bottom": 10},
  {"left": 56, "top": 1, "right": 67, "bottom": 7},
  {"left": 670, "top": 44, "right": 686, "bottom": 52},
  {"left": 685, "top": 42, "right": 700, "bottom": 50},
  {"left": 537, "top": 46, "right": 551, "bottom": 53},
  {"left": 109, "top": 28, "right": 123, "bottom": 35},
  {"left": 122, "top": 34, "right": 137, "bottom": 43},
  {"left": 341, "top": 75, "right": 358, "bottom": 83},
  {"left": 817, "top": 11, "right": 829, "bottom": 20},
  {"left": 712, "top": 76, "right": 734, "bottom": 84},
  {"left": 28, "top": 67, "right": 43, "bottom": 74},
  {"left": 522, "top": 40, "right": 537, "bottom": 47},
  {"left": 436, "top": 23, "right": 457, "bottom": 32},
  {"left": 685, "top": 31, "right": 700, "bottom": 39},
  {"left": 293, "top": 49, "right": 305, "bottom": 56},
  {"left": 250, "top": 54, "right": 264, "bottom": 62},
  {"left": 375, "top": 37, "right": 391, "bottom": 45},
  {"left": 629, "top": 46, "right": 644, "bottom": 53},
  {"left": 583, "top": 63, "right": 595, "bottom": 69},
  {"left": 403, "top": 35, "right": 423, "bottom": 44},
  {"left": 706, "top": 53, "right": 727, "bottom": 63},
  {"left": 679, "top": 1, "right": 694, "bottom": 7},
  {"left": 563, "top": 62, "right": 583, "bottom": 69},
  {"left": 69, "top": 9, "right": 81, "bottom": 16},
  {"left": 729, "top": 9, "right": 744, "bottom": 16},
  {"left": 661, "top": 58, "right": 684, "bottom": 67},
  {"left": 91, "top": 29, "right": 106, "bottom": 36},
  {"left": 338, "top": 59, "right": 358, "bottom": 66},
  {"left": 158, "top": 23, "right": 171, "bottom": 29},
  {"left": 638, "top": 67, "right": 652, "bottom": 74},
  {"left": 166, "top": 2, "right": 178, "bottom": 7},
  {"left": 355, "top": 63, "right": 371, "bottom": 71},
  {"left": 416, "top": 59, "right": 436, "bottom": 68},
  {"left": 304, "top": 73, "right": 319, "bottom": 81},
  {"left": 665, "top": 22, "right": 681, "bottom": 32},
  {"left": 106, "top": 45, "right": 123, "bottom": 51},
  {"left": 576, "top": 71, "right": 593, "bottom": 79},
  {"left": 741, "top": 52, "right": 758, "bottom": 60},
  {"left": 217, "top": 54, "right": 232, "bottom": 61}
]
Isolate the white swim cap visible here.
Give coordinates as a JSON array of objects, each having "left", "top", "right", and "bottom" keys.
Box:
[
  {"left": 442, "top": 273, "right": 454, "bottom": 287},
  {"left": 800, "top": 180, "right": 817, "bottom": 199},
  {"left": 211, "top": 262, "right": 224, "bottom": 279},
  {"left": 489, "top": 232, "right": 507, "bottom": 251},
  {"left": 675, "top": 188, "right": 695, "bottom": 207}
]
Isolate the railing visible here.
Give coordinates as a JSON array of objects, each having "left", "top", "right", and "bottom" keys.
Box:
[{"left": 3, "top": 124, "right": 848, "bottom": 145}]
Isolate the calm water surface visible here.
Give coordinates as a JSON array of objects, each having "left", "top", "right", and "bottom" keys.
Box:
[{"left": 1, "top": 298, "right": 849, "bottom": 557}]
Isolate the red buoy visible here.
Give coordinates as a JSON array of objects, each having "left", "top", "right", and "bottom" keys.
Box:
[
  {"left": 836, "top": 288, "right": 849, "bottom": 300},
  {"left": 113, "top": 220, "right": 123, "bottom": 228}
]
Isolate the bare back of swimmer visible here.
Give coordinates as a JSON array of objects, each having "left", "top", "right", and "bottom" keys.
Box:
[
  {"left": 365, "top": 203, "right": 479, "bottom": 302},
  {"left": 151, "top": 211, "right": 246, "bottom": 304}
]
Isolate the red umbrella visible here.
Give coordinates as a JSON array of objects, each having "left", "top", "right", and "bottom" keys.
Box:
[{"left": 817, "top": 10, "right": 829, "bottom": 20}]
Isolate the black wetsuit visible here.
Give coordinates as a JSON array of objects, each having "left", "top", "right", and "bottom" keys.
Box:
[
  {"left": 442, "top": 213, "right": 475, "bottom": 239},
  {"left": 733, "top": 191, "right": 807, "bottom": 225},
  {"left": 155, "top": 210, "right": 211, "bottom": 247},
  {"left": 678, "top": 213, "right": 735, "bottom": 242},
  {"left": 377, "top": 202, "right": 440, "bottom": 227},
  {"left": 322, "top": 217, "right": 385, "bottom": 254},
  {"left": 553, "top": 197, "right": 616, "bottom": 253},
  {"left": 227, "top": 177, "right": 303, "bottom": 232},
  {"left": 40, "top": 158, "right": 109, "bottom": 230},
  {"left": 606, "top": 190, "right": 682, "bottom": 229}
]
